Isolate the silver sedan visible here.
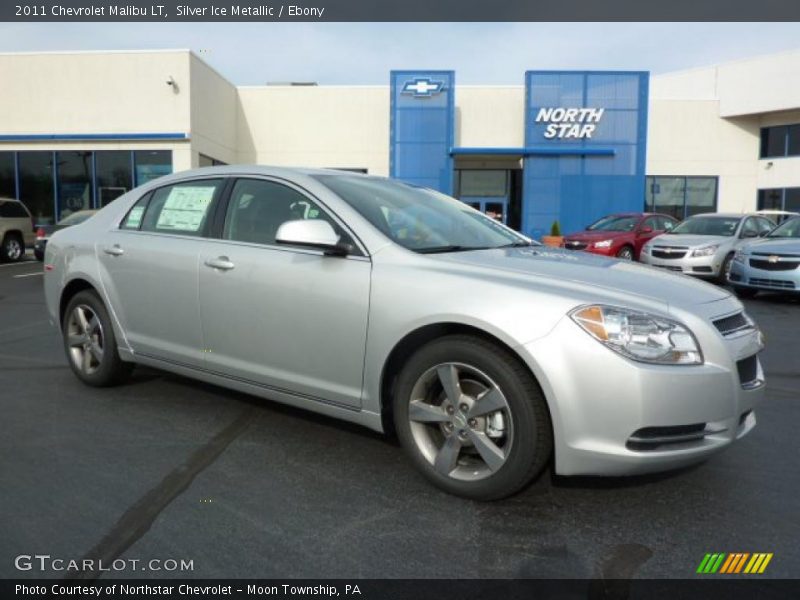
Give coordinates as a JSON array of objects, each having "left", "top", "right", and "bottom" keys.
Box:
[
  {"left": 43, "top": 167, "right": 766, "bottom": 500},
  {"left": 640, "top": 213, "right": 776, "bottom": 282},
  {"left": 729, "top": 216, "right": 800, "bottom": 297}
]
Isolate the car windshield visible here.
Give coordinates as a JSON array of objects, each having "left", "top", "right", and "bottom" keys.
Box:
[
  {"left": 315, "top": 175, "right": 530, "bottom": 252},
  {"left": 58, "top": 211, "right": 94, "bottom": 227},
  {"left": 668, "top": 216, "right": 740, "bottom": 236},
  {"left": 586, "top": 215, "right": 639, "bottom": 232},
  {"left": 767, "top": 217, "right": 800, "bottom": 238}
]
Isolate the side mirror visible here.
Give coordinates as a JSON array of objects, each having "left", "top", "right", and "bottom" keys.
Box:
[
  {"left": 639, "top": 226, "right": 653, "bottom": 234},
  {"left": 758, "top": 230, "right": 770, "bottom": 237},
  {"left": 741, "top": 230, "right": 758, "bottom": 239},
  {"left": 275, "top": 220, "right": 351, "bottom": 256}
]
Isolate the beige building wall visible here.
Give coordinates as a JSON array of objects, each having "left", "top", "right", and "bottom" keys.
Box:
[
  {"left": 189, "top": 54, "right": 239, "bottom": 167},
  {"left": 455, "top": 87, "right": 525, "bottom": 148},
  {"left": 236, "top": 86, "right": 389, "bottom": 175}
]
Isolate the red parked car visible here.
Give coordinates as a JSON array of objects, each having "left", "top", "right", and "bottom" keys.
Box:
[{"left": 562, "top": 213, "right": 680, "bottom": 260}]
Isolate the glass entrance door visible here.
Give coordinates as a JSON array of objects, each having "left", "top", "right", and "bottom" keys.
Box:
[{"left": 456, "top": 170, "right": 510, "bottom": 224}]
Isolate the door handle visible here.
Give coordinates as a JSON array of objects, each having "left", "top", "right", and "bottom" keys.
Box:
[
  {"left": 103, "top": 245, "right": 124, "bottom": 256},
  {"left": 204, "top": 256, "right": 235, "bottom": 271}
]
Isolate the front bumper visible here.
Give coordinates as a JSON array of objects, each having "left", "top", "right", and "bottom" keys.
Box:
[
  {"left": 520, "top": 306, "right": 764, "bottom": 477},
  {"left": 729, "top": 259, "right": 800, "bottom": 293},
  {"left": 641, "top": 250, "right": 723, "bottom": 278}
]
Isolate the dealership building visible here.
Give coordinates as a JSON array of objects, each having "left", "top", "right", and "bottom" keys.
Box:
[{"left": 0, "top": 48, "right": 799, "bottom": 238}]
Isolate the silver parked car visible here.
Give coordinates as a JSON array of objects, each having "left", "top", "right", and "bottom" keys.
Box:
[
  {"left": 729, "top": 216, "right": 800, "bottom": 297},
  {"left": 640, "top": 213, "right": 776, "bottom": 283},
  {"left": 43, "top": 167, "right": 766, "bottom": 500}
]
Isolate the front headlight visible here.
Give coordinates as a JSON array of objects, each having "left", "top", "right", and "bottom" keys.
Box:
[
  {"left": 641, "top": 245, "right": 651, "bottom": 255},
  {"left": 593, "top": 239, "right": 613, "bottom": 248},
  {"left": 691, "top": 244, "right": 719, "bottom": 257},
  {"left": 570, "top": 305, "right": 703, "bottom": 365},
  {"left": 733, "top": 251, "right": 746, "bottom": 264}
]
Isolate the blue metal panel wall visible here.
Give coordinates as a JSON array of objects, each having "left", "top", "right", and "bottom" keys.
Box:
[
  {"left": 390, "top": 70, "right": 455, "bottom": 194},
  {"left": 523, "top": 71, "right": 649, "bottom": 239}
]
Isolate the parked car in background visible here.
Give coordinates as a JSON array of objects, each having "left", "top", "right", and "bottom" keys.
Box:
[
  {"left": 44, "top": 166, "right": 765, "bottom": 500},
  {"left": 0, "top": 197, "right": 35, "bottom": 262},
  {"left": 729, "top": 216, "right": 800, "bottom": 297},
  {"left": 34, "top": 210, "right": 98, "bottom": 261},
  {"left": 641, "top": 213, "right": 776, "bottom": 283},
  {"left": 562, "top": 213, "right": 679, "bottom": 260},
  {"left": 756, "top": 209, "right": 799, "bottom": 225}
]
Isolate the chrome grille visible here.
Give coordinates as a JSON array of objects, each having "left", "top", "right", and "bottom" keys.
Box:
[
  {"left": 652, "top": 247, "right": 687, "bottom": 259},
  {"left": 749, "top": 277, "right": 796, "bottom": 290},
  {"left": 749, "top": 258, "right": 799, "bottom": 271},
  {"left": 564, "top": 240, "right": 588, "bottom": 251}
]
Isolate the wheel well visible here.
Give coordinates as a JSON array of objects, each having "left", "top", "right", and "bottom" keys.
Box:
[
  {"left": 379, "top": 323, "right": 547, "bottom": 435},
  {"left": 59, "top": 279, "right": 96, "bottom": 329},
  {"left": 2, "top": 229, "right": 23, "bottom": 241}
]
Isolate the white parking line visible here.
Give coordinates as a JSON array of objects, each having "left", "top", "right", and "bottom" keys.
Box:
[
  {"left": 0, "top": 260, "right": 37, "bottom": 268},
  {"left": 13, "top": 272, "right": 43, "bottom": 278}
]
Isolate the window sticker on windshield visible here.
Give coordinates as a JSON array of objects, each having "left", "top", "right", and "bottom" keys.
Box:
[{"left": 156, "top": 186, "right": 215, "bottom": 231}]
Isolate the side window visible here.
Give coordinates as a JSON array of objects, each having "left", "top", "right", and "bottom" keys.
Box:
[
  {"left": 120, "top": 193, "right": 152, "bottom": 230},
  {"left": 0, "top": 201, "right": 9, "bottom": 218},
  {"left": 140, "top": 179, "right": 222, "bottom": 236},
  {"left": 642, "top": 217, "right": 658, "bottom": 231},
  {"left": 740, "top": 218, "right": 758, "bottom": 238},
  {"left": 223, "top": 178, "right": 343, "bottom": 247},
  {"left": 0, "top": 201, "right": 27, "bottom": 218},
  {"left": 758, "top": 218, "right": 775, "bottom": 234}
]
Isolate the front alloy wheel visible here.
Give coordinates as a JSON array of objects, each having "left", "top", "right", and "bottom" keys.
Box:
[
  {"left": 66, "top": 304, "right": 105, "bottom": 376},
  {"left": 394, "top": 335, "right": 552, "bottom": 500},
  {"left": 408, "top": 362, "right": 513, "bottom": 481}
]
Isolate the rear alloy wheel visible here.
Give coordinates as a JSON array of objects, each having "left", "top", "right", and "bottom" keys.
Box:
[
  {"left": 616, "top": 246, "right": 634, "bottom": 260},
  {"left": 394, "top": 335, "right": 552, "bottom": 500},
  {"left": 1, "top": 234, "right": 24, "bottom": 263},
  {"left": 63, "top": 290, "right": 133, "bottom": 386}
]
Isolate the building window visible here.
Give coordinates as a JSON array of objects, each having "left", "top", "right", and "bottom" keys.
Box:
[
  {"left": 456, "top": 170, "right": 508, "bottom": 198},
  {"left": 18, "top": 152, "right": 56, "bottom": 225},
  {"left": 96, "top": 151, "right": 133, "bottom": 207},
  {"left": 0, "top": 152, "right": 15, "bottom": 199},
  {"left": 645, "top": 176, "right": 718, "bottom": 220},
  {"left": 56, "top": 151, "right": 94, "bottom": 220},
  {"left": 134, "top": 150, "right": 172, "bottom": 186},
  {"left": 760, "top": 124, "right": 800, "bottom": 159},
  {"left": 758, "top": 187, "right": 800, "bottom": 213},
  {"left": 199, "top": 154, "right": 227, "bottom": 167}
]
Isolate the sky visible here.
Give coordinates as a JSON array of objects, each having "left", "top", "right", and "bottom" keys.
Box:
[{"left": 0, "top": 22, "right": 798, "bottom": 85}]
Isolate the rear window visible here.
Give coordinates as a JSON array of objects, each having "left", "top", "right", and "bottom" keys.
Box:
[{"left": 0, "top": 201, "right": 30, "bottom": 219}]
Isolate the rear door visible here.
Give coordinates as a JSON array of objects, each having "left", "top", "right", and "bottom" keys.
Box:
[
  {"left": 96, "top": 178, "right": 225, "bottom": 367},
  {"left": 197, "top": 177, "right": 371, "bottom": 408}
]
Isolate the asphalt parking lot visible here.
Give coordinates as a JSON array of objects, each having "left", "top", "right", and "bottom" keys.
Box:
[{"left": 1, "top": 257, "right": 798, "bottom": 580}]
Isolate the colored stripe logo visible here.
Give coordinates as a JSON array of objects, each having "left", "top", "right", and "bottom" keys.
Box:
[{"left": 696, "top": 553, "right": 773, "bottom": 574}]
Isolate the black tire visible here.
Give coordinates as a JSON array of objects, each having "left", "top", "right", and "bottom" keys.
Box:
[
  {"left": 393, "top": 335, "right": 552, "bottom": 500},
  {"left": 0, "top": 233, "right": 24, "bottom": 263},
  {"left": 63, "top": 289, "right": 133, "bottom": 387},
  {"left": 616, "top": 245, "right": 634, "bottom": 260},
  {"left": 718, "top": 253, "right": 734, "bottom": 285},
  {"left": 733, "top": 285, "right": 758, "bottom": 299}
]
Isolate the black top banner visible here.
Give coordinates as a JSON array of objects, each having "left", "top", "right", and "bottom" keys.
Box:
[{"left": 3, "top": 0, "right": 800, "bottom": 21}]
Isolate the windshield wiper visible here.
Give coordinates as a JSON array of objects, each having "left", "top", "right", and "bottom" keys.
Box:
[
  {"left": 500, "top": 240, "right": 537, "bottom": 248},
  {"left": 416, "top": 245, "right": 494, "bottom": 254}
]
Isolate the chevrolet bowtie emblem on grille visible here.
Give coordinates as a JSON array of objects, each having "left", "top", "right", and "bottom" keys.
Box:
[
  {"left": 664, "top": 248, "right": 672, "bottom": 254},
  {"left": 402, "top": 78, "right": 445, "bottom": 98},
  {"left": 768, "top": 255, "right": 780, "bottom": 263}
]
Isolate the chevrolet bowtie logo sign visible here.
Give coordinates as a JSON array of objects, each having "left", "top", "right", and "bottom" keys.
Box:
[
  {"left": 402, "top": 78, "right": 445, "bottom": 98},
  {"left": 768, "top": 255, "right": 780, "bottom": 263}
]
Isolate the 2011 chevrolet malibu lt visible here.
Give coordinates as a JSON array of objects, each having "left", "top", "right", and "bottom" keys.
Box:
[{"left": 43, "top": 167, "right": 766, "bottom": 500}]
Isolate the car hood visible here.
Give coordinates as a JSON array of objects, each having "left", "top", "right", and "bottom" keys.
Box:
[
  {"left": 564, "top": 230, "right": 629, "bottom": 241},
  {"left": 741, "top": 238, "right": 800, "bottom": 255},
  {"left": 432, "top": 246, "right": 731, "bottom": 310},
  {"left": 650, "top": 234, "right": 731, "bottom": 248}
]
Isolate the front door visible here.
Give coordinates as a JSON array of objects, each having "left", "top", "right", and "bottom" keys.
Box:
[
  {"left": 456, "top": 169, "right": 512, "bottom": 225},
  {"left": 198, "top": 177, "right": 371, "bottom": 408}
]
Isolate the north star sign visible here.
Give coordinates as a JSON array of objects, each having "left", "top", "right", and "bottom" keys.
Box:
[{"left": 535, "top": 107, "right": 605, "bottom": 139}]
